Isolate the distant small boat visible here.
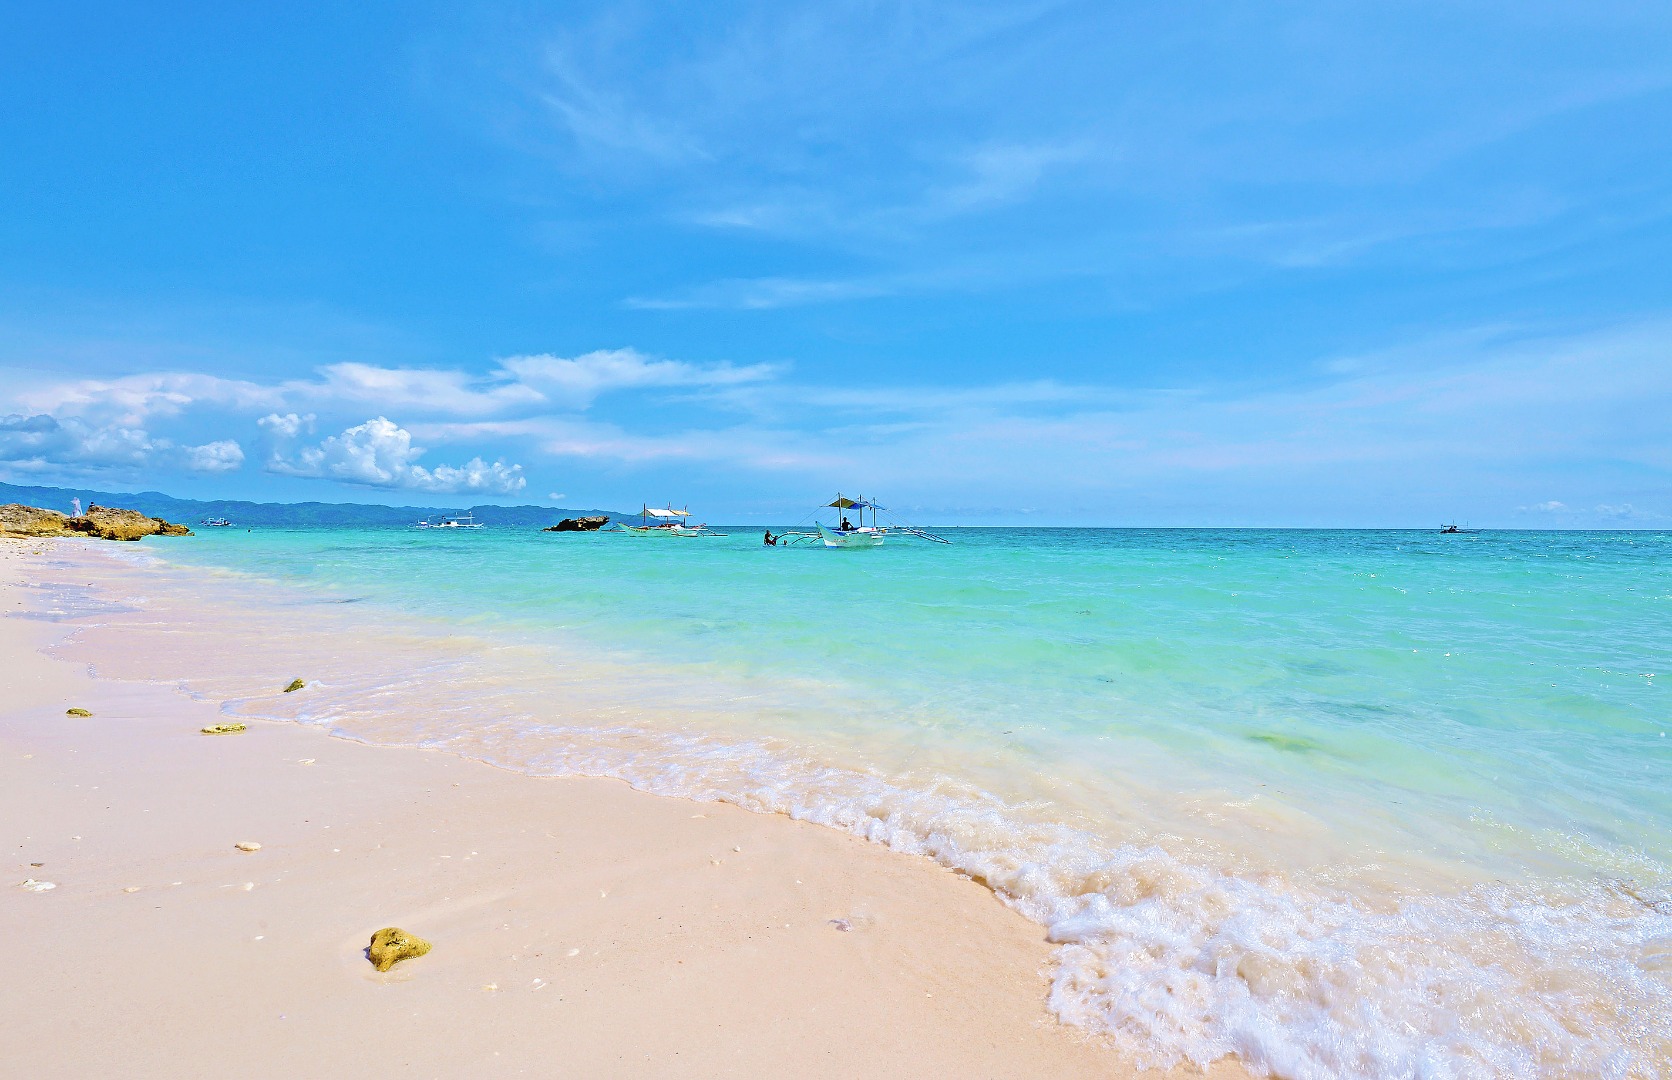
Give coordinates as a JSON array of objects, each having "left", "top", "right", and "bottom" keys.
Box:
[
  {"left": 414, "top": 512, "right": 483, "bottom": 529},
  {"left": 199, "top": 517, "right": 235, "bottom": 527},
  {"left": 616, "top": 504, "right": 727, "bottom": 538},
  {"left": 1439, "top": 523, "right": 1480, "bottom": 534}
]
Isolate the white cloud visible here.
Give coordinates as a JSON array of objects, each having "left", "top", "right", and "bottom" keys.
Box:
[
  {"left": 496, "top": 348, "right": 777, "bottom": 405},
  {"left": 19, "top": 372, "right": 282, "bottom": 426},
  {"left": 313, "top": 363, "right": 544, "bottom": 417},
  {"left": 0, "top": 413, "right": 245, "bottom": 476},
  {"left": 1524, "top": 500, "right": 1568, "bottom": 512},
  {"left": 258, "top": 412, "right": 316, "bottom": 437},
  {"left": 268, "top": 416, "right": 526, "bottom": 495},
  {"left": 181, "top": 440, "right": 245, "bottom": 473},
  {"left": 0, "top": 413, "right": 154, "bottom": 471}
]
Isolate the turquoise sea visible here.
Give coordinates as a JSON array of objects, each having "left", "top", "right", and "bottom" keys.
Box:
[{"left": 56, "top": 526, "right": 1672, "bottom": 1078}]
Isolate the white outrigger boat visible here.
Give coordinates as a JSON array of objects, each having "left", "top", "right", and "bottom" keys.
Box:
[
  {"left": 774, "top": 494, "right": 949, "bottom": 548},
  {"left": 616, "top": 504, "right": 727, "bottom": 538},
  {"left": 414, "top": 511, "right": 483, "bottom": 529}
]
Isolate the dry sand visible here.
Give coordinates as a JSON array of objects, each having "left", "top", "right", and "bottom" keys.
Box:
[{"left": 0, "top": 538, "right": 1249, "bottom": 1078}]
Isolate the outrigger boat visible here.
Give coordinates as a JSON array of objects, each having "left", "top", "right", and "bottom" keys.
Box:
[
  {"left": 616, "top": 504, "right": 727, "bottom": 538},
  {"left": 774, "top": 494, "right": 949, "bottom": 548},
  {"left": 414, "top": 512, "right": 483, "bottom": 529},
  {"left": 199, "top": 517, "right": 235, "bottom": 527}
]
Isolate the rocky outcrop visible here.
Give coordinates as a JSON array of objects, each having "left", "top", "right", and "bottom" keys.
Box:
[
  {"left": 368, "top": 927, "right": 431, "bottom": 971},
  {"left": 543, "top": 516, "right": 609, "bottom": 532},
  {"left": 0, "top": 503, "right": 192, "bottom": 541}
]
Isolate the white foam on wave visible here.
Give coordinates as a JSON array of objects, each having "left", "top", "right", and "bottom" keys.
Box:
[{"left": 326, "top": 714, "right": 1670, "bottom": 1080}]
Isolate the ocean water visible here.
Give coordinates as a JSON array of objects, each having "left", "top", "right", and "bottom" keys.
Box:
[{"left": 40, "top": 526, "right": 1672, "bottom": 1077}]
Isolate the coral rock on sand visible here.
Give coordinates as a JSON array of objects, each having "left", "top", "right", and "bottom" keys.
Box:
[
  {"left": 368, "top": 927, "right": 431, "bottom": 971},
  {"left": 234, "top": 841, "right": 262, "bottom": 852},
  {"left": 0, "top": 502, "right": 192, "bottom": 541},
  {"left": 200, "top": 723, "right": 247, "bottom": 735},
  {"left": 543, "top": 515, "right": 609, "bottom": 532},
  {"left": 282, "top": 678, "right": 305, "bottom": 693},
  {"left": 65, "top": 708, "right": 92, "bottom": 717}
]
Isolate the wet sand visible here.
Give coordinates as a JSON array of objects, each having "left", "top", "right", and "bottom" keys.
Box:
[{"left": 0, "top": 538, "right": 1248, "bottom": 1079}]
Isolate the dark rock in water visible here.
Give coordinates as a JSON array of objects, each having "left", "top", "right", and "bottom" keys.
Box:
[
  {"left": 368, "top": 926, "right": 431, "bottom": 971},
  {"left": 544, "top": 515, "right": 609, "bottom": 532},
  {"left": 283, "top": 678, "right": 305, "bottom": 693}
]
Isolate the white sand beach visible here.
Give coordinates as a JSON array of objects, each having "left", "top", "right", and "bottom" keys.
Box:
[{"left": 1, "top": 538, "right": 1250, "bottom": 1079}]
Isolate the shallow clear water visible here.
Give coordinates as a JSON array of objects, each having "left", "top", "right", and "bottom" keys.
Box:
[{"left": 43, "top": 527, "right": 1672, "bottom": 1078}]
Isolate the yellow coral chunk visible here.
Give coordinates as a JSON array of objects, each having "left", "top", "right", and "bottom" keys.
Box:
[
  {"left": 368, "top": 927, "right": 431, "bottom": 972},
  {"left": 200, "top": 723, "right": 247, "bottom": 735},
  {"left": 66, "top": 708, "right": 92, "bottom": 717},
  {"left": 283, "top": 679, "right": 305, "bottom": 693}
]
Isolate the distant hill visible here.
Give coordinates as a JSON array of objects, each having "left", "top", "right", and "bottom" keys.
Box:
[{"left": 0, "top": 481, "right": 626, "bottom": 528}]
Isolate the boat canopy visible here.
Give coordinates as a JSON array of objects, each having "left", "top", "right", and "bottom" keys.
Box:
[
  {"left": 643, "top": 507, "right": 690, "bottom": 518},
  {"left": 827, "top": 497, "right": 885, "bottom": 510}
]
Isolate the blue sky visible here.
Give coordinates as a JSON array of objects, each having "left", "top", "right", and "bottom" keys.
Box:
[{"left": 2, "top": 1, "right": 1669, "bottom": 525}]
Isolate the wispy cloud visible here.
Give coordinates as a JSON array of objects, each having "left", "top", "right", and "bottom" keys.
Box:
[{"left": 623, "top": 277, "right": 890, "bottom": 311}]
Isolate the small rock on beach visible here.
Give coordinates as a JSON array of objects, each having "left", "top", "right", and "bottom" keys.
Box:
[
  {"left": 368, "top": 927, "right": 431, "bottom": 972},
  {"left": 200, "top": 723, "right": 247, "bottom": 735}
]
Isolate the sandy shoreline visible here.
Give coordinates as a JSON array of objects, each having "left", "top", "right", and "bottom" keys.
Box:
[{"left": 1, "top": 538, "right": 1247, "bottom": 1078}]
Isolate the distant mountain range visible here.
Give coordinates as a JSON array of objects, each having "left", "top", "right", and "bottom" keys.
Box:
[{"left": 0, "top": 481, "right": 627, "bottom": 528}]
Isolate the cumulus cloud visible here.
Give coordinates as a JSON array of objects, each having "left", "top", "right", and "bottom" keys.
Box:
[
  {"left": 0, "top": 412, "right": 244, "bottom": 475},
  {"left": 181, "top": 440, "right": 245, "bottom": 473},
  {"left": 268, "top": 416, "right": 525, "bottom": 495},
  {"left": 0, "top": 413, "right": 153, "bottom": 471},
  {"left": 258, "top": 412, "right": 315, "bottom": 437}
]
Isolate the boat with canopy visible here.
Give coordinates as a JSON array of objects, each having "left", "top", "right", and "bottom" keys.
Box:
[
  {"left": 413, "top": 512, "right": 483, "bottom": 529},
  {"left": 616, "top": 504, "right": 727, "bottom": 538},
  {"left": 773, "top": 494, "right": 950, "bottom": 548}
]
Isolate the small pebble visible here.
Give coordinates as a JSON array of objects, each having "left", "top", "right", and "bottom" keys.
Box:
[
  {"left": 19, "top": 879, "right": 56, "bottom": 892},
  {"left": 829, "top": 918, "right": 852, "bottom": 932},
  {"left": 123, "top": 886, "right": 141, "bottom": 893},
  {"left": 235, "top": 841, "right": 262, "bottom": 852}
]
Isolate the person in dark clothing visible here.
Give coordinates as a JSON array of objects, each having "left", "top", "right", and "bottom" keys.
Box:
[{"left": 763, "top": 530, "right": 777, "bottom": 546}]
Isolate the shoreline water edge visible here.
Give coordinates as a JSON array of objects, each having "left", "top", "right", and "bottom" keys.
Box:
[{"left": 6, "top": 530, "right": 1671, "bottom": 1078}]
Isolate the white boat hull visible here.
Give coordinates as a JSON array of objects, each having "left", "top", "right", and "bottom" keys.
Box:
[
  {"left": 817, "top": 523, "right": 885, "bottom": 548},
  {"left": 618, "top": 524, "right": 714, "bottom": 538}
]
